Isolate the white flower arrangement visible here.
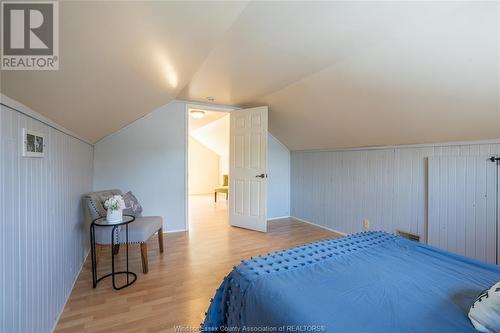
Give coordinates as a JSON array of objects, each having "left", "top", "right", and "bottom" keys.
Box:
[{"left": 104, "top": 195, "right": 125, "bottom": 212}]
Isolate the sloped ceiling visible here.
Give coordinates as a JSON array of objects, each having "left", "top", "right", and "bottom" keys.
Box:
[
  {"left": 1, "top": 1, "right": 499, "bottom": 149},
  {"left": 0, "top": 1, "right": 248, "bottom": 143},
  {"left": 190, "top": 113, "right": 230, "bottom": 158},
  {"left": 189, "top": 109, "right": 227, "bottom": 131}
]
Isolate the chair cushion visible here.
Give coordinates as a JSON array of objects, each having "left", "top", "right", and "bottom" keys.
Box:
[
  {"left": 93, "top": 216, "right": 163, "bottom": 244},
  {"left": 126, "top": 216, "right": 163, "bottom": 243},
  {"left": 215, "top": 186, "right": 228, "bottom": 193}
]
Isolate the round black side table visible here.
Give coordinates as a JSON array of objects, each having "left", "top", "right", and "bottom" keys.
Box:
[{"left": 90, "top": 215, "right": 137, "bottom": 290}]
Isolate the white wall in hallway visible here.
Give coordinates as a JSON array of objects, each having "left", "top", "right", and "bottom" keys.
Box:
[
  {"left": 190, "top": 114, "right": 230, "bottom": 182},
  {"left": 189, "top": 136, "right": 220, "bottom": 195},
  {"left": 0, "top": 102, "right": 94, "bottom": 333},
  {"left": 267, "top": 133, "right": 291, "bottom": 219},
  {"left": 291, "top": 142, "right": 500, "bottom": 241}
]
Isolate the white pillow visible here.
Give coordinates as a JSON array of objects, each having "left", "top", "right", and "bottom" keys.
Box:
[{"left": 469, "top": 282, "right": 500, "bottom": 333}]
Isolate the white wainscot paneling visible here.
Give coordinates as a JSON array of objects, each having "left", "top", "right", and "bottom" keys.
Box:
[
  {"left": 428, "top": 156, "right": 497, "bottom": 264},
  {"left": 291, "top": 142, "right": 500, "bottom": 244},
  {"left": 0, "top": 104, "right": 94, "bottom": 333}
]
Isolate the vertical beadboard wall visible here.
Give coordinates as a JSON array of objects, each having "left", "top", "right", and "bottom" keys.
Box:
[
  {"left": 0, "top": 104, "right": 94, "bottom": 333},
  {"left": 291, "top": 142, "right": 500, "bottom": 242},
  {"left": 428, "top": 156, "right": 498, "bottom": 264}
]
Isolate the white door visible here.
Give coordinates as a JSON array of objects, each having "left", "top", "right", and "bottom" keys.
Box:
[
  {"left": 229, "top": 106, "right": 268, "bottom": 232},
  {"left": 428, "top": 156, "right": 498, "bottom": 264}
]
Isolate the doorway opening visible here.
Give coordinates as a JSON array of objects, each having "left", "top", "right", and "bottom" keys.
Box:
[{"left": 187, "top": 107, "right": 230, "bottom": 232}]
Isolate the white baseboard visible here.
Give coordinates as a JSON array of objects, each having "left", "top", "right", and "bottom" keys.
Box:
[
  {"left": 267, "top": 215, "right": 290, "bottom": 221},
  {"left": 164, "top": 228, "right": 187, "bottom": 234},
  {"left": 51, "top": 248, "right": 90, "bottom": 333},
  {"left": 290, "top": 216, "right": 347, "bottom": 236}
]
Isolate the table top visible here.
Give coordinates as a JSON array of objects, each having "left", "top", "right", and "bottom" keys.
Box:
[{"left": 92, "top": 215, "right": 135, "bottom": 227}]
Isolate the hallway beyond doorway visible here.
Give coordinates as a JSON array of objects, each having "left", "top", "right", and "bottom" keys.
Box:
[{"left": 189, "top": 194, "right": 228, "bottom": 233}]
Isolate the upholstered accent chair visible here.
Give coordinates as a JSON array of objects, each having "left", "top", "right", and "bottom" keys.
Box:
[
  {"left": 214, "top": 174, "right": 229, "bottom": 202},
  {"left": 83, "top": 190, "right": 164, "bottom": 273}
]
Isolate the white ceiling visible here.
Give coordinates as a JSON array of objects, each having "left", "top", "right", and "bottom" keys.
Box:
[
  {"left": 189, "top": 109, "right": 227, "bottom": 131},
  {"left": 1, "top": 1, "right": 499, "bottom": 149},
  {"left": 190, "top": 113, "right": 229, "bottom": 158}
]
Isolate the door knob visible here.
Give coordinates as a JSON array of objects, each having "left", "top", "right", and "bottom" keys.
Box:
[{"left": 255, "top": 173, "right": 267, "bottom": 178}]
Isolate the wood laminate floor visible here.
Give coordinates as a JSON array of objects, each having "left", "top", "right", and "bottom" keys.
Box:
[{"left": 55, "top": 195, "right": 339, "bottom": 332}]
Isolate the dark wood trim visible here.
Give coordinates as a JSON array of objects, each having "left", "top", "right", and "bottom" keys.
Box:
[
  {"left": 158, "top": 228, "right": 164, "bottom": 253},
  {"left": 112, "top": 244, "right": 120, "bottom": 255},
  {"left": 140, "top": 243, "right": 148, "bottom": 273}
]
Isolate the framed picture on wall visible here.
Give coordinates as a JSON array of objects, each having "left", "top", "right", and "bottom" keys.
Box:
[{"left": 23, "top": 129, "right": 45, "bottom": 157}]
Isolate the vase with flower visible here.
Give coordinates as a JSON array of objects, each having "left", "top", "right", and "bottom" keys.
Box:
[{"left": 104, "top": 195, "right": 126, "bottom": 223}]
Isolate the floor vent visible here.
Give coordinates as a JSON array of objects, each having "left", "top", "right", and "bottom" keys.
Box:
[{"left": 396, "top": 230, "right": 420, "bottom": 242}]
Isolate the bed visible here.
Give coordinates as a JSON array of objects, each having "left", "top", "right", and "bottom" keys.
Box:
[{"left": 202, "top": 231, "right": 500, "bottom": 332}]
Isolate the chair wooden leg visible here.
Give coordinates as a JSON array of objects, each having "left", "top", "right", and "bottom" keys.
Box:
[
  {"left": 214, "top": 192, "right": 217, "bottom": 202},
  {"left": 158, "top": 228, "right": 164, "bottom": 253},
  {"left": 140, "top": 243, "right": 149, "bottom": 274},
  {"left": 112, "top": 244, "right": 120, "bottom": 255}
]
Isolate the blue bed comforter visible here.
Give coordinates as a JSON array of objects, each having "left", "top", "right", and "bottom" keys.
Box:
[{"left": 202, "top": 231, "right": 500, "bottom": 332}]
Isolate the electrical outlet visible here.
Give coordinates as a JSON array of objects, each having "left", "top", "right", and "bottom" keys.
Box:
[{"left": 363, "top": 219, "right": 370, "bottom": 230}]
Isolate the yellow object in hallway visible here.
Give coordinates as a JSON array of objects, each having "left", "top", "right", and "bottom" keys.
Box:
[{"left": 214, "top": 174, "right": 229, "bottom": 202}]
